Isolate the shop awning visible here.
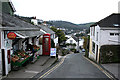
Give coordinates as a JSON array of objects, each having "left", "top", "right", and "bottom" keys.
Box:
[{"left": 14, "top": 31, "right": 44, "bottom": 38}]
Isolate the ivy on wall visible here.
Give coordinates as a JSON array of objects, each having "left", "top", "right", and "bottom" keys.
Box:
[{"left": 100, "top": 45, "right": 120, "bottom": 64}]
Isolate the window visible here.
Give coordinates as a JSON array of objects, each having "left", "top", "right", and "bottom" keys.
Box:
[
  {"left": 93, "top": 27, "right": 95, "bottom": 36},
  {"left": 110, "top": 33, "right": 114, "bottom": 36},
  {"left": 91, "top": 27, "right": 92, "bottom": 36},
  {"left": 96, "top": 32, "right": 98, "bottom": 41},
  {"left": 115, "top": 33, "right": 119, "bottom": 36},
  {"left": 70, "top": 40, "right": 73, "bottom": 43},
  {"left": 92, "top": 42, "right": 95, "bottom": 53},
  {"left": 110, "top": 33, "right": 120, "bottom": 36}
]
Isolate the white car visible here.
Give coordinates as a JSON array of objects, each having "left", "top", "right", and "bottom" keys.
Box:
[{"left": 82, "top": 49, "right": 85, "bottom": 52}]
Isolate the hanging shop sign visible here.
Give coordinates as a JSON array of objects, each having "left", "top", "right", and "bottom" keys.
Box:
[{"left": 7, "top": 32, "right": 16, "bottom": 40}]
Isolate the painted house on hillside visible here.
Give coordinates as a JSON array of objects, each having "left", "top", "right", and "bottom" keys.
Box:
[
  {"left": 65, "top": 36, "right": 78, "bottom": 49},
  {"left": 89, "top": 13, "right": 120, "bottom": 63}
]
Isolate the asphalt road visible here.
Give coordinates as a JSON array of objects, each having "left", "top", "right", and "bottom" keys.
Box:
[{"left": 37, "top": 53, "right": 111, "bottom": 80}]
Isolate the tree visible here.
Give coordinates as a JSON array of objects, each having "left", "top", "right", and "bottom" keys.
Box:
[
  {"left": 50, "top": 26, "right": 57, "bottom": 33},
  {"left": 50, "top": 26, "right": 66, "bottom": 44},
  {"left": 82, "top": 36, "right": 90, "bottom": 57},
  {"left": 82, "top": 36, "right": 87, "bottom": 49}
]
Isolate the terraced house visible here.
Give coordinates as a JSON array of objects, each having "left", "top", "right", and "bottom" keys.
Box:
[{"left": 89, "top": 13, "right": 120, "bottom": 63}]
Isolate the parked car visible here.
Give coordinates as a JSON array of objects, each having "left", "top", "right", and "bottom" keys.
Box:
[{"left": 82, "top": 49, "right": 85, "bottom": 52}]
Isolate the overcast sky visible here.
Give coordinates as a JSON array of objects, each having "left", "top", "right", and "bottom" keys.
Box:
[{"left": 11, "top": 0, "right": 119, "bottom": 24}]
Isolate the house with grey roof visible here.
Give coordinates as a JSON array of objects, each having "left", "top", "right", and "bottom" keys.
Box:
[
  {"left": 89, "top": 13, "right": 120, "bottom": 63},
  {"left": 65, "top": 35, "right": 78, "bottom": 50}
]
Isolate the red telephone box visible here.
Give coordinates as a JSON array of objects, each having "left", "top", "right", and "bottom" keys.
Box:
[{"left": 42, "top": 33, "right": 51, "bottom": 55}]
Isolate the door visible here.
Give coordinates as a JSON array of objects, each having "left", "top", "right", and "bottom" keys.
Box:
[{"left": 96, "top": 45, "right": 98, "bottom": 61}]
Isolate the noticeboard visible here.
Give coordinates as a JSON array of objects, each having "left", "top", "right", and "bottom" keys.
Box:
[{"left": 50, "top": 48, "right": 56, "bottom": 56}]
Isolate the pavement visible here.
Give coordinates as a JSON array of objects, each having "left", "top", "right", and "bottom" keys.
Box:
[
  {"left": 1, "top": 55, "right": 57, "bottom": 79},
  {"left": 102, "top": 63, "right": 120, "bottom": 80}
]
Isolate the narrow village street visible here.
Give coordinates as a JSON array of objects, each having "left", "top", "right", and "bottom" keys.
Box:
[
  {"left": 0, "top": 0, "right": 120, "bottom": 80},
  {"left": 33, "top": 53, "right": 111, "bottom": 80}
]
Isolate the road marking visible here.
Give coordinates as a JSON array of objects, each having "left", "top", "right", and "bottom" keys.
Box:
[
  {"left": 25, "top": 70, "right": 39, "bottom": 74},
  {"left": 83, "top": 55, "right": 115, "bottom": 80},
  {"left": 37, "top": 56, "right": 66, "bottom": 80}
]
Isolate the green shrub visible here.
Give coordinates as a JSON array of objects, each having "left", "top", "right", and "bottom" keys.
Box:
[
  {"left": 85, "top": 49, "right": 89, "bottom": 57},
  {"left": 70, "top": 48, "right": 76, "bottom": 53}
]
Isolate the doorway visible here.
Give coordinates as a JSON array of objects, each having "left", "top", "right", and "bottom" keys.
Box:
[{"left": 96, "top": 45, "right": 98, "bottom": 61}]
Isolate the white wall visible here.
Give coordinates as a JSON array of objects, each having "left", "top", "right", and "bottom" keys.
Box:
[
  {"left": 29, "top": 38, "right": 32, "bottom": 45},
  {"left": 100, "top": 29, "right": 120, "bottom": 46},
  {"left": 54, "top": 37, "right": 58, "bottom": 47},
  {"left": 66, "top": 37, "right": 77, "bottom": 44},
  {"left": 79, "top": 39, "right": 84, "bottom": 46},
  {"left": 66, "top": 37, "right": 77, "bottom": 49},
  {"left": 31, "top": 19, "right": 38, "bottom": 25},
  {"left": 89, "top": 26, "right": 101, "bottom": 61},
  {"left": 1, "top": 31, "right": 4, "bottom": 49},
  {"left": 65, "top": 35, "right": 71, "bottom": 39}
]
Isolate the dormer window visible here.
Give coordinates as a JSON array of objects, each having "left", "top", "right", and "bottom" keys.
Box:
[{"left": 110, "top": 33, "right": 120, "bottom": 36}]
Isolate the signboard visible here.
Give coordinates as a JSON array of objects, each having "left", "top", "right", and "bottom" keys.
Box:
[
  {"left": 50, "top": 48, "right": 56, "bottom": 56},
  {"left": 7, "top": 32, "right": 16, "bottom": 40}
]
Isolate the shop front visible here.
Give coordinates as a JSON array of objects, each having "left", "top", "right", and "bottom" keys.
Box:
[
  {"left": 10, "top": 31, "right": 43, "bottom": 70},
  {"left": 0, "top": 11, "right": 45, "bottom": 76}
]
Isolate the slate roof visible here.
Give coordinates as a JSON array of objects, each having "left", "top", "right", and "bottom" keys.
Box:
[
  {"left": 38, "top": 25, "right": 55, "bottom": 34},
  {"left": 90, "top": 13, "right": 120, "bottom": 28},
  {"left": 72, "top": 35, "right": 78, "bottom": 42},
  {"left": 0, "top": 12, "right": 44, "bottom": 37}
]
